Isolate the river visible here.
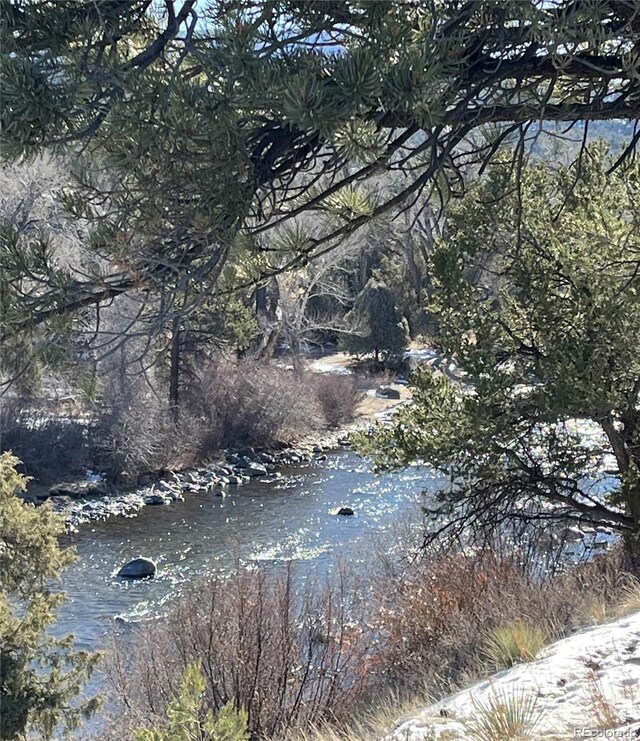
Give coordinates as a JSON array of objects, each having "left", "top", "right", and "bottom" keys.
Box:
[
  {"left": 59, "top": 450, "right": 444, "bottom": 652},
  {"left": 55, "top": 445, "right": 613, "bottom": 739}
]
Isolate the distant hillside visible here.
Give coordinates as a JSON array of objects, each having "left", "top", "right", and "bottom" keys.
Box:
[{"left": 574, "top": 119, "right": 636, "bottom": 151}]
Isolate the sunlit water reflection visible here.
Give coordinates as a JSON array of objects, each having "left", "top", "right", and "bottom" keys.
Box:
[{"left": 59, "top": 450, "right": 443, "bottom": 652}]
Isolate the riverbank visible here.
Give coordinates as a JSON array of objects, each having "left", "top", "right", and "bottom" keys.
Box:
[
  {"left": 35, "top": 380, "right": 412, "bottom": 531},
  {"left": 55, "top": 446, "right": 434, "bottom": 651},
  {"left": 84, "top": 526, "right": 637, "bottom": 741}
]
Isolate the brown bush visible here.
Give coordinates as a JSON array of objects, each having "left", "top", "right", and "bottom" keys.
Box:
[
  {"left": 81, "top": 359, "right": 325, "bottom": 482},
  {"left": 367, "top": 547, "right": 628, "bottom": 695},
  {"left": 99, "top": 375, "right": 203, "bottom": 481},
  {"left": 102, "top": 565, "right": 370, "bottom": 740},
  {"left": 310, "top": 374, "right": 360, "bottom": 428},
  {"left": 2, "top": 357, "right": 361, "bottom": 485},
  {"left": 0, "top": 397, "right": 101, "bottom": 482},
  {"left": 0, "top": 382, "right": 202, "bottom": 484},
  {"left": 188, "top": 358, "right": 326, "bottom": 452}
]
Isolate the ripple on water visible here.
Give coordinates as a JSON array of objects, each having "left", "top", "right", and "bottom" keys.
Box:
[{"left": 249, "top": 542, "right": 333, "bottom": 563}]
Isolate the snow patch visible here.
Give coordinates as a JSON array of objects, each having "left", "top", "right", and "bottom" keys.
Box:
[{"left": 384, "top": 612, "right": 640, "bottom": 739}]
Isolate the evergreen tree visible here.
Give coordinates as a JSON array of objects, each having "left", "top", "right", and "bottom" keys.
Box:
[
  {"left": 0, "top": 452, "right": 99, "bottom": 740},
  {"left": 343, "top": 279, "right": 408, "bottom": 364},
  {"left": 360, "top": 147, "right": 640, "bottom": 554},
  {"left": 2, "top": 0, "right": 640, "bottom": 357},
  {"left": 133, "top": 663, "right": 249, "bottom": 741}
]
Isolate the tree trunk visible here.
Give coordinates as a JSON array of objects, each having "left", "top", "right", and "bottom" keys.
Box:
[
  {"left": 169, "top": 316, "right": 180, "bottom": 424},
  {"left": 602, "top": 417, "right": 640, "bottom": 569},
  {"left": 288, "top": 330, "right": 303, "bottom": 373},
  {"left": 623, "top": 479, "right": 640, "bottom": 572},
  {"left": 405, "top": 240, "right": 422, "bottom": 307},
  {"left": 255, "top": 326, "right": 279, "bottom": 360},
  {"left": 623, "top": 530, "right": 640, "bottom": 573},
  {"left": 255, "top": 285, "right": 267, "bottom": 318},
  {"left": 254, "top": 279, "right": 281, "bottom": 360}
]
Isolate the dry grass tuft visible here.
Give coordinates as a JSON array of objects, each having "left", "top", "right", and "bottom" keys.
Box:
[
  {"left": 613, "top": 578, "right": 640, "bottom": 619},
  {"left": 582, "top": 597, "right": 609, "bottom": 626},
  {"left": 483, "top": 620, "right": 548, "bottom": 669},
  {"left": 275, "top": 690, "right": 432, "bottom": 741},
  {"left": 464, "top": 687, "right": 543, "bottom": 741},
  {"left": 586, "top": 671, "right": 626, "bottom": 731}
]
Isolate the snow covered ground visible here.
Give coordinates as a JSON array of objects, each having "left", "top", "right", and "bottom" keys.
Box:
[{"left": 384, "top": 611, "right": 640, "bottom": 740}]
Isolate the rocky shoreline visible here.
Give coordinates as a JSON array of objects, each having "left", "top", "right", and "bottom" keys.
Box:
[
  {"left": 43, "top": 431, "right": 353, "bottom": 532},
  {"left": 34, "top": 381, "right": 412, "bottom": 533}
]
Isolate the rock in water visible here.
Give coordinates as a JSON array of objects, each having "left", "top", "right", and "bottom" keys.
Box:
[
  {"left": 337, "top": 507, "right": 355, "bottom": 516},
  {"left": 144, "top": 493, "right": 170, "bottom": 505},
  {"left": 118, "top": 557, "right": 157, "bottom": 579}
]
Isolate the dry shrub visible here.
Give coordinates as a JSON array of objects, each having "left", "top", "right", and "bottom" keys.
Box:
[
  {"left": 103, "top": 566, "right": 370, "bottom": 741},
  {"left": 311, "top": 374, "right": 360, "bottom": 428},
  {"left": 189, "top": 358, "right": 325, "bottom": 451},
  {"left": 2, "top": 357, "right": 360, "bottom": 486},
  {"left": 81, "top": 359, "right": 327, "bottom": 482},
  {"left": 98, "top": 359, "right": 345, "bottom": 481},
  {"left": 99, "top": 376, "right": 203, "bottom": 482},
  {"left": 368, "top": 548, "right": 628, "bottom": 695},
  {"left": 97, "top": 548, "right": 634, "bottom": 741},
  {"left": 0, "top": 382, "right": 202, "bottom": 485}
]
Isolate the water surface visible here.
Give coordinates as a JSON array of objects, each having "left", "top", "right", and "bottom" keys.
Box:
[{"left": 60, "top": 450, "right": 444, "bottom": 650}]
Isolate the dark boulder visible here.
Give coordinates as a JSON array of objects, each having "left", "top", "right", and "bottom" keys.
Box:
[
  {"left": 145, "top": 493, "right": 170, "bottom": 505},
  {"left": 337, "top": 507, "right": 355, "bottom": 516},
  {"left": 244, "top": 462, "right": 268, "bottom": 477},
  {"left": 117, "top": 557, "right": 157, "bottom": 579}
]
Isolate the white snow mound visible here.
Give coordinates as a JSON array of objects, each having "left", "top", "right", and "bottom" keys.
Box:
[{"left": 384, "top": 611, "right": 640, "bottom": 740}]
